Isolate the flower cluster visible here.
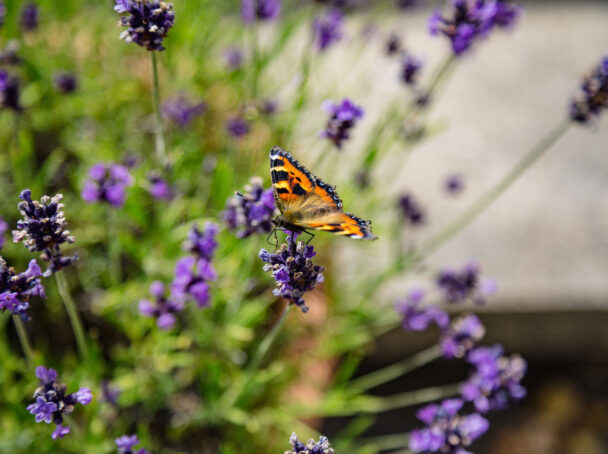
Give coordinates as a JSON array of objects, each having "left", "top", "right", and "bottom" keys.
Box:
[
  {"left": 82, "top": 163, "right": 133, "bottom": 207},
  {"left": 171, "top": 223, "right": 218, "bottom": 308},
  {"left": 285, "top": 433, "right": 334, "bottom": 454},
  {"left": 409, "top": 399, "right": 489, "bottom": 453},
  {"left": 461, "top": 345, "right": 527, "bottom": 413},
  {"left": 241, "top": 0, "right": 281, "bottom": 23},
  {"left": 395, "top": 289, "right": 449, "bottom": 331},
  {"left": 163, "top": 94, "right": 206, "bottom": 127},
  {"left": 115, "top": 0, "right": 175, "bottom": 51},
  {"left": 139, "top": 281, "right": 184, "bottom": 329},
  {"left": 259, "top": 235, "right": 325, "bottom": 313},
  {"left": 223, "top": 177, "right": 275, "bottom": 238},
  {"left": 398, "top": 192, "right": 425, "bottom": 225},
  {"left": 0, "top": 69, "right": 22, "bottom": 111},
  {"left": 13, "top": 189, "right": 77, "bottom": 276},
  {"left": 439, "top": 314, "right": 485, "bottom": 359},
  {"left": 27, "top": 366, "right": 92, "bottom": 439},
  {"left": 570, "top": 56, "right": 608, "bottom": 124},
  {"left": 436, "top": 261, "right": 495, "bottom": 305},
  {"left": 429, "top": 0, "right": 522, "bottom": 56},
  {"left": 20, "top": 2, "right": 38, "bottom": 31},
  {"left": 53, "top": 72, "right": 78, "bottom": 94},
  {"left": 320, "top": 98, "right": 364, "bottom": 149},
  {"left": 116, "top": 435, "right": 149, "bottom": 454},
  {"left": 225, "top": 115, "right": 250, "bottom": 138},
  {"left": 312, "top": 9, "right": 343, "bottom": 52},
  {"left": 0, "top": 258, "right": 45, "bottom": 321},
  {"left": 147, "top": 173, "right": 173, "bottom": 200},
  {"left": 0, "top": 216, "right": 7, "bottom": 249}
]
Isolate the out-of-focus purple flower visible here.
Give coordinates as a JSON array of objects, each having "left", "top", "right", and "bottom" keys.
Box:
[
  {"left": 429, "top": 0, "right": 522, "bottom": 56},
  {"left": 223, "top": 177, "right": 275, "bottom": 238},
  {"left": 13, "top": 190, "right": 77, "bottom": 276},
  {"left": 0, "top": 2, "right": 5, "bottom": 28},
  {"left": 259, "top": 234, "right": 324, "bottom": 313},
  {"left": 171, "top": 256, "right": 216, "bottom": 308},
  {"left": 445, "top": 173, "right": 464, "bottom": 194},
  {"left": 385, "top": 33, "right": 402, "bottom": 56},
  {"left": 20, "top": 3, "right": 38, "bottom": 31},
  {"left": 400, "top": 54, "right": 424, "bottom": 85},
  {"left": 115, "top": 0, "right": 175, "bottom": 51},
  {"left": 241, "top": 0, "right": 281, "bottom": 23},
  {"left": 162, "top": 94, "right": 205, "bottom": 127},
  {"left": 101, "top": 380, "right": 121, "bottom": 405},
  {"left": 396, "top": 0, "right": 420, "bottom": 9},
  {"left": 570, "top": 56, "right": 608, "bottom": 124},
  {"left": 116, "top": 434, "right": 150, "bottom": 454},
  {"left": 0, "top": 216, "right": 7, "bottom": 249},
  {"left": 440, "top": 313, "right": 485, "bottom": 359},
  {"left": 260, "top": 98, "right": 278, "bottom": 115},
  {"left": 409, "top": 398, "right": 489, "bottom": 453},
  {"left": 225, "top": 116, "right": 250, "bottom": 138},
  {"left": 0, "top": 70, "right": 22, "bottom": 112},
  {"left": 82, "top": 163, "right": 133, "bottom": 207},
  {"left": 286, "top": 432, "right": 334, "bottom": 454},
  {"left": 147, "top": 173, "right": 173, "bottom": 200},
  {"left": 398, "top": 192, "right": 425, "bottom": 225},
  {"left": 395, "top": 288, "right": 449, "bottom": 331},
  {"left": 223, "top": 47, "right": 244, "bottom": 70},
  {"left": 183, "top": 223, "right": 218, "bottom": 262},
  {"left": 320, "top": 98, "right": 364, "bottom": 149},
  {"left": 436, "top": 261, "right": 495, "bottom": 305},
  {"left": 312, "top": 9, "right": 343, "bottom": 52},
  {"left": 139, "top": 281, "right": 184, "bottom": 329},
  {"left": 27, "top": 366, "right": 92, "bottom": 439},
  {"left": 53, "top": 72, "right": 77, "bottom": 94},
  {"left": 461, "top": 345, "right": 527, "bottom": 413}
]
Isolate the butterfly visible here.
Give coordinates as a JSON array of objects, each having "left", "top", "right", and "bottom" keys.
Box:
[{"left": 270, "top": 146, "right": 377, "bottom": 240}]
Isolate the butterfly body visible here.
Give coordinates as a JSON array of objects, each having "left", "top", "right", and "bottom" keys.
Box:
[{"left": 269, "top": 146, "right": 377, "bottom": 240}]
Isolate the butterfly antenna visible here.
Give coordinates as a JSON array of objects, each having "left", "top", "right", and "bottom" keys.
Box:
[{"left": 235, "top": 191, "right": 275, "bottom": 215}]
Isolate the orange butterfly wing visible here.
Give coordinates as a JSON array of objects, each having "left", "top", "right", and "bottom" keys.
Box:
[{"left": 269, "top": 146, "right": 377, "bottom": 240}]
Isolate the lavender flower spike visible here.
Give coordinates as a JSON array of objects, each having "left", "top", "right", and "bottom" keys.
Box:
[
  {"left": 259, "top": 234, "right": 325, "bottom": 313},
  {"left": 27, "top": 366, "right": 92, "bottom": 439},
  {"left": 0, "top": 216, "right": 7, "bottom": 249},
  {"left": 439, "top": 313, "right": 485, "bottom": 359},
  {"left": 139, "top": 281, "right": 184, "bottom": 329},
  {"left": 436, "top": 261, "right": 495, "bottom": 305},
  {"left": 242, "top": 0, "right": 281, "bottom": 23},
  {"left": 82, "top": 163, "right": 133, "bottom": 207},
  {"left": 0, "top": 258, "right": 46, "bottom": 321},
  {"left": 286, "top": 433, "right": 334, "bottom": 454},
  {"left": 570, "top": 56, "right": 608, "bottom": 124},
  {"left": 20, "top": 3, "right": 39, "bottom": 31},
  {"left": 116, "top": 434, "right": 150, "bottom": 454},
  {"left": 0, "top": 70, "right": 22, "bottom": 112},
  {"left": 395, "top": 288, "right": 449, "bottom": 331},
  {"left": 115, "top": 0, "right": 175, "bottom": 51},
  {"left": 163, "top": 94, "right": 206, "bottom": 127},
  {"left": 320, "top": 98, "right": 364, "bottom": 149},
  {"left": 313, "top": 9, "right": 343, "bottom": 52},
  {"left": 183, "top": 222, "right": 219, "bottom": 262},
  {"left": 171, "top": 256, "right": 216, "bottom": 308},
  {"left": 398, "top": 192, "right": 425, "bottom": 225},
  {"left": 223, "top": 177, "right": 275, "bottom": 238}
]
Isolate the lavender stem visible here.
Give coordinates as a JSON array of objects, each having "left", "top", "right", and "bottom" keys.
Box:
[
  {"left": 55, "top": 272, "right": 89, "bottom": 361},
  {"left": 247, "top": 303, "right": 293, "bottom": 372},
  {"left": 150, "top": 52, "right": 167, "bottom": 168},
  {"left": 13, "top": 315, "right": 34, "bottom": 367}
]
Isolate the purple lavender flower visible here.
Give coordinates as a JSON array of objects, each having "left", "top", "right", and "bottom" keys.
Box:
[
  {"left": 223, "top": 177, "right": 275, "bottom": 238},
  {"left": 139, "top": 281, "right": 184, "bottom": 329},
  {"left": 312, "top": 9, "right": 343, "bottom": 52},
  {"left": 115, "top": 0, "right": 175, "bottom": 51},
  {"left": 82, "top": 163, "right": 133, "bottom": 207},
  {"left": 440, "top": 313, "right": 485, "bottom": 359},
  {"left": 116, "top": 434, "right": 149, "bottom": 454},
  {"left": 320, "top": 98, "right": 364, "bottom": 149},
  {"left": 225, "top": 116, "right": 250, "bottom": 138},
  {"left": 429, "top": 0, "right": 522, "bottom": 56},
  {"left": 20, "top": 2, "right": 38, "bottom": 31},
  {"left": 0, "top": 216, "right": 7, "bottom": 249},
  {"left": 286, "top": 432, "right": 334, "bottom": 454},
  {"left": 183, "top": 223, "right": 218, "bottom": 262},
  {"left": 445, "top": 173, "right": 464, "bottom": 194},
  {"left": 53, "top": 72, "right": 77, "bottom": 94},
  {"left": 570, "top": 56, "right": 608, "bottom": 124},
  {"left": 259, "top": 235, "right": 325, "bottom": 313},
  {"left": 436, "top": 261, "right": 495, "bottom": 305},
  {"left": 385, "top": 33, "right": 402, "bottom": 56},
  {"left": 396, "top": 0, "right": 421, "bottom": 9},
  {"left": 0, "top": 258, "right": 45, "bottom": 320},
  {"left": 13, "top": 190, "right": 77, "bottom": 276},
  {"left": 0, "top": 70, "right": 22, "bottom": 112},
  {"left": 223, "top": 47, "right": 244, "bottom": 70},
  {"left": 147, "top": 173, "right": 173, "bottom": 200},
  {"left": 461, "top": 345, "right": 527, "bottom": 413},
  {"left": 163, "top": 94, "right": 206, "bottom": 127},
  {"left": 242, "top": 0, "right": 281, "bottom": 23},
  {"left": 171, "top": 256, "right": 216, "bottom": 308},
  {"left": 101, "top": 380, "right": 121, "bottom": 405},
  {"left": 260, "top": 98, "right": 278, "bottom": 115},
  {"left": 401, "top": 54, "right": 424, "bottom": 85},
  {"left": 398, "top": 192, "right": 425, "bottom": 225},
  {"left": 395, "top": 289, "right": 449, "bottom": 331},
  {"left": 409, "top": 398, "right": 489, "bottom": 453},
  {"left": 26, "top": 366, "right": 92, "bottom": 439}
]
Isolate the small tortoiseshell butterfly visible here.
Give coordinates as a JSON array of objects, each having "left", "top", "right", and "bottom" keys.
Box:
[{"left": 270, "top": 146, "right": 377, "bottom": 240}]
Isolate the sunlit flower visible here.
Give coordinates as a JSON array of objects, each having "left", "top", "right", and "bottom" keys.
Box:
[{"left": 115, "top": 0, "right": 175, "bottom": 51}]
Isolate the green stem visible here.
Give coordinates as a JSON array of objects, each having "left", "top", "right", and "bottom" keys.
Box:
[
  {"left": 250, "top": 24, "right": 261, "bottom": 98},
  {"left": 150, "top": 52, "right": 167, "bottom": 168},
  {"left": 13, "top": 315, "right": 35, "bottom": 367},
  {"left": 349, "top": 345, "right": 442, "bottom": 391},
  {"left": 359, "top": 434, "right": 411, "bottom": 452},
  {"left": 376, "top": 382, "right": 461, "bottom": 413},
  {"left": 108, "top": 208, "right": 121, "bottom": 285},
  {"left": 247, "top": 304, "right": 293, "bottom": 372},
  {"left": 419, "top": 120, "right": 571, "bottom": 258},
  {"left": 55, "top": 272, "right": 89, "bottom": 361}
]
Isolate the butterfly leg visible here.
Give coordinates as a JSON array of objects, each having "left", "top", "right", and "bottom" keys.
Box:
[
  {"left": 303, "top": 230, "right": 315, "bottom": 245},
  {"left": 266, "top": 226, "right": 279, "bottom": 250}
]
